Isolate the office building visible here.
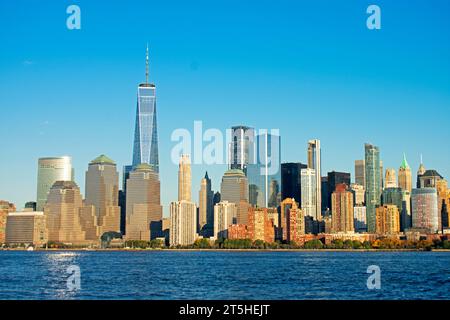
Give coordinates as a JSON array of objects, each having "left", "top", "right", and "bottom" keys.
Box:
[
  {"left": 351, "top": 183, "right": 365, "bottom": 206},
  {"left": 178, "top": 154, "right": 192, "bottom": 202},
  {"left": 376, "top": 205, "right": 400, "bottom": 235},
  {"left": 355, "top": 160, "right": 365, "bottom": 186},
  {"left": 354, "top": 206, "right": 367, "bottom": 232},
  {"left": 198, "top": 172, "right": 214, "bottom": 236},
  {"left": 125, "top": 163, "right": 162, "bottom": 241},
  {"left": 44, "top": 181, "right": 85, "bottom": 243},
  {"left": 229, "top": 125, "right": 255, "bottom": 174},
  {"left": 247, "top": 131, "right": 281, "bottom": 208},
  {"left": 0, "top": 201, "right": 16, "bottom": 244},
  {"left": 364, "top": 143, "right": 382, "bottom": 233},
  {"left": 36, "top": 156, "right": 73, "bottom": 211},
  {"left": 398, "top": 154, "right": 412, "bottom": 193},
  {"left": 411, "top": 188, "right": 439, "bottom": 233},
  {"left": 300, "top": 168, "right": 317, "bottom": 220},
  {"left": 85, "top": 155, "right": 120, "bottom": 235},
  {"left": 383, "top": 187, "right": 411, "bottom": 231},
  {"left": 5, "top": 211, "right": 47, "bottom": 246},
  {"left": 327, "top": 171, "right": 351, "bottom": 208},
  {"left": 307, "top": 139, "right": 322, "bottom": 217},
  {"left": 213, "top": 201, "right": 237, "bottom": 240},
  {"left": 331, "top": 184, "right": 354, "bottom": 233},
  {"left": 221, "top": 169, "right": 249, "bottom": 224},
  {"left": 385, "top": 168, "right": 397, "bottom": 188},
  {"left": 132, "top": 45, "right": 159, "bottom": 172},
  {"left": 169, "top": 200, "right": 197, "bottom": 246},
  {"left": 281, "top": 162, "right": 307, "bottom": 203}
]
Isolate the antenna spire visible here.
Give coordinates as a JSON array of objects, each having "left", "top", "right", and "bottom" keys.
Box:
[{"left": 145, "top": 43, "right": 149, "bottom": 84}]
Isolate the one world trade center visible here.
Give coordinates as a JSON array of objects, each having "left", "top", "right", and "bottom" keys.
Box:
[{"left": 131, "top": 44, "right": 159, "bottom": 173}]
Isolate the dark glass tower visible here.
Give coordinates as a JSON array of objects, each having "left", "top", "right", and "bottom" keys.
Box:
[
  {"left": 132, "top": 45, "right": 159, "bottom": 172},
  {"left": 281, "top": 162, "right": 307, "bottom": 203}
]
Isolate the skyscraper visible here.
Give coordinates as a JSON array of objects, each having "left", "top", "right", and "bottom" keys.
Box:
[
  {"left": 198, "top": 172, "right": 214, "bottom": 235},
  {"left": 281, "top": 162, "right": 307, "bottom": 203},
  {"left": 125, "top": 163, "right": 162, "bottom": 241},
  {"left": 364, "top": 143, "right": 382, "bottom": 233},
  {"left": 169, "top": 152, "right": 198, "bottom": 246},
  {"left": 355, "top": 160, "right": 365, "bottom": 186},
  {"left": 0, "top": 201, "right": 16, "bottom": 244},
  {"left": 300, "top": 168, "right": 317, "bottom": 220},
  {"left": 383, "top": 187, "right": 411, "bottom": 231},
  {"left": 327, "top": 171, "right": 351, "bottom": 209},
  {"left": 247, "top": 131, "right": 281, "bottom": 208},
  {"left": 229, "top": 125, "right": 255, "bottom": 174},
  {"left": 221, "top": 169, "right": 249, "bottom": 224},
  {"left": 331, "top": 184, "right": 354, "bottom": 233},
  {"left": 178, "top": 154, "right": 192, "bottom": 202},
  {"left": 280, "top": 198, "right": 304, "bottom": 242},
  {"left": 353, "top": 206, "right": 367, "bottom": 232},
  {"left": 169, "top": 200, "right": 197, "bottom": 246},
  {"left": 307, "top": 139, "right": 322, "bottom": 217},
  {"left": 85, "top": 155, "right": 120, "bottom": 235},
  {"left": 416, "top": 156, "right": 426, "bottom": 188},
  {"left": 376, "top": 205, "right": 400, "bottom": 235},
  {"left": 398, "top": 154, "right": 412, "bottom": 193},
  {"left": 419, "top": 169, "right": 443, "bottom": 188},
  {"left": 213, "top": 201, "right": 237, "bottom": 240},
  {"left": 351, "top": 183, "right": 365, "bottom": 206},
  {"left": 132, "top": 45, "right": 159, "bottom": 172},
  {"left": 385, "top": 168, "right": 397, "bottom": 188},
  {"left": 411, "top": 188, "right": 439, "bottom": 233},
  {"left": 36, "top": 156, "right": 73, "bottom": 211},
  {"left": 44, "top": 181, "right": 85, "bottom": 243}
]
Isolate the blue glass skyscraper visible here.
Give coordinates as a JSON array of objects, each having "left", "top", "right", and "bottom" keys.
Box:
[
  {"left": 247, "top": 130, "right": 281, "bottom": 208},
  {"left": 132, "top": 45, "right": 159, "bottom": 173}
]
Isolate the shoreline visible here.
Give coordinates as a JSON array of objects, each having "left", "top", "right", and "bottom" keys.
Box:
[{"left": 1, "top": 248, "right": 448, "bottom": 253}]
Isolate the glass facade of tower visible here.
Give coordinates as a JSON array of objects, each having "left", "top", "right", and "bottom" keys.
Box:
[
  {"left": 132, "top": 84, "right": 159, "bottom": 172},
  {"left": 247, "top": 132, "right": 281, "bottom": 208},
  {"left": 364, "top": 143, "right": 381, "bottom": 232},
  {"left": 230, "top": 125, "right": 255, "bottom": 174}
]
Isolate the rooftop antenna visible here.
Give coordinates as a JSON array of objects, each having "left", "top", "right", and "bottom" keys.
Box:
[{"left": 145, "top": 43, "right": 149, "bottom": 84}]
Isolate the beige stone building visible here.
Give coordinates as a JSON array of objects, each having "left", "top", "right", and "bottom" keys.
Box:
[
  {"left": 385, "top": 168, "right": 397, "bottom": 188},
  {"left": 331, "top": 184, "right": 354, "bottom": 233},
  {"left": 170, "top": 200, "right": 197, "bottom": 246},
  {"left": 198, "top": 172, "right": 213, "bottom": 235},
  {"left": 85, "top": 155, "right": 120, "bottom": 236},
  {"left": 125, "top": 163, "right": 162, "bottom": 241},
  {"left": 44, "top": 181, "right": 86, "bottom": 243},
  {"left": 213, "top": 201, "right": 237, "bottom": 240},
  {"left": 350, "top": 183, "right": 365, "bottom": 206},
  {"left": 376, "top": 204, "right": 400, "bottom": 235},
  {"left": 221, "top": 169, "right": 249, "bottom": 225},
  {"left": 178, "top": 154, "right": 192, "bottom": 202},
  {"left": 5, "top": 211, "right": 47, "bottom": 246},
  {"left": 398, "top": 154, "right": 412, "bottom": 193},
  {"left": 0, "top": 200, "right": 16, "bottom": 244}
]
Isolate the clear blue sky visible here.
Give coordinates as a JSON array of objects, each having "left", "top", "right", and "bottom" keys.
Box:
[{"left": 1, "top": 0, "right": 449, "bottom": 215}]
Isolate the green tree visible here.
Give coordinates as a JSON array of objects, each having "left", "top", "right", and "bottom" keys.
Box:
[
  {"left": 252, "top": 239, "right": 265, "bottom": 249},
  {"left": 352, "top": 240, "right": 362, "bottom": 249},
  {"left": 193, "top": 238, "right": 211, "bottom": 249},
  {"left": 304, "top": 239, "right": 323, "bottom": 249}
]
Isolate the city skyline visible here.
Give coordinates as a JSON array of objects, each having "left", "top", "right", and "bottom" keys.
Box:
[{"left": 1, "top": 1, "right": 450, "bottom": 213}]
